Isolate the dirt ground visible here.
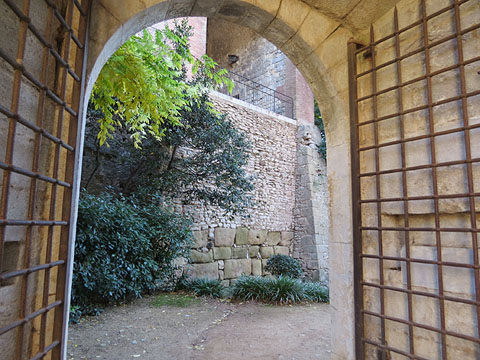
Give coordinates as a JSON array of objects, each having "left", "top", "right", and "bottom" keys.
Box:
[{"left": 68, "top": 294, "right": 331, "bottom": 360}]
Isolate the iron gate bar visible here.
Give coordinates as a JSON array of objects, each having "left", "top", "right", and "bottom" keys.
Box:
[
  {"left": 394, "top": 7, "right": 415, "bottom": 356},
  {"left": 368, "top": 24, "right": 388, "bottom": 359},
  {"left": 453, "top": 0, "right": 480, "bottom": 341},
  {"left": 351, "top": 0, "right": 480, "bottom": 358}
]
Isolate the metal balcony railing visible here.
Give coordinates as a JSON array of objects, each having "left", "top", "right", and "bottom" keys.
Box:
[{"left": 215, "top": 66, "right": 295, "bottom": 119}]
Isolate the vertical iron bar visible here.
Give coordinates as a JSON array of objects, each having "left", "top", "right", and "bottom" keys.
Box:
[
  {"left": 56, "top": 0, "right": 90, "bottom": 357},
  {"left": 7, "top": 0, "right": 33, "bottom": 358},
  {"left": 370, "top": 25, "right": 387, "bottom": 357},
  {"left": 421, "top": 0, "right": 448, "bottom": 358},
  {"left": 38, "top": 3, "right": 57, "bottom": 353},
  {"left": 394, "top": 7, "right": 415, "bottom": 358},
  {"left": 453, "top": 0, "right": 480, "bottom": 340},
  {"left": 349, "top": 39, "right": 365, "bottom": 360}
]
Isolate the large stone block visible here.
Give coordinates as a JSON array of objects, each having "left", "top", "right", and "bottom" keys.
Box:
[
  {"left": 192, "top": 230, "right": 208, "bottom": 248},
  {"left": 232, "top": 247, "right": 248, "bottom": 259},
  {"left": 248, "top": 229, "right": 267, "bottom": 245},
  {"left": 224, "top": 259, "right": 251, "bottom": 279},
  {"left": 279, "top": 231, "right": 294, "bottom": 246},
  {"left": 185, "top": 262, "right": 218, "bottom": 280},
  {"left": 251, "top": 259, "right": 262, "bottom": 276},
  {"left": 248, "top": 246, "right": 260, "bottom": 258},
  {"left": 213, "top": 247, "right": 232, "bottom": 260},
  {"left": 235, "top": 227, "right": 249, "bottom": 245},
  {"left": 214, "top": 227, "right": 236, "bottom": 247},
  {"left": 190, "top": 250, "right": 213, "bottom": 263},
  {"left": 266, "top": 231, "right": 281, "bottom": 245},
  {"left": 274, "top": 246, "right": 289, "bottom": 256},
  {"left": 260, "top": 246, "right": 274, "bottom": 259}
]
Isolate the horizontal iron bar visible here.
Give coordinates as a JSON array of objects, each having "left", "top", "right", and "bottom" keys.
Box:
[
  {"left": 360, "top": 226, "right": 480, "bottom": 233},
  {"left": 363, "top": 309, "right": 480, "bottom": 344},
  {"left": 360, "top": 191, "right": 480, "bottom": 204},
  {"left": 0, "top": 104, "right": 74, "bottom": 151},
  {"left": 0, "top": 162, "right": 72, "bottom": 188},
  {"left": 0, "top": 220, "right": 68, "bottom": 226},
  {"left": 0, "top": 260, "right": 65, "bottom": 281},
  {"left": 361, "top": 254, "right": 480, "bottom": 269},
  {"left": 30, "top": 340, "right": 60, "bottom": 360},
  {"left": 357, "top": 54, "right": 480, "bottom": 103},
  {"left": 0, "top": 47, "right": 78, "bottom": 117},
  {"left": 359, "top": 122, "right": 480, "bottom": 152},
  {"left": 0, "top": 300, "right": 62, "bottom": 336},
  {"left": 357, "top": 89, "right": 480, "bottom": 127},
  {"left": 362, "top": 338, "right": 430, "bottom": 360},
  {"left": 362, "top": 281, "right": 480, "bottom": 306},
  {"left": 359, "top": 157, "right": 480, "bottom": 178}
]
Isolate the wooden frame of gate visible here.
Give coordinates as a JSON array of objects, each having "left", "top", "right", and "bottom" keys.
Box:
[
  {"left": 0, "top": 0, "right": 90, "bottom": 358},
  {"left": 349, "top": 0, "right": 480, "bottom": 358}
]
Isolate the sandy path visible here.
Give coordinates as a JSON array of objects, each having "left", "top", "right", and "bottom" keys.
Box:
[{"left": 68, "top": 295, "right": 331, "bottom": 360}]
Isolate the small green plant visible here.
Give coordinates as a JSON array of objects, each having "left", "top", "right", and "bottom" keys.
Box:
[
  {"left": 231, "top": 276, "right": 329, "bottom": 304},
  {"left": 303, "top": 282, "right": 329, "bottom": 302},
  {"left": 231, "top": 276, "right": 271, "bottom": 301},
  {"left": 151, "top": 293, "right": 201, "bottom": 307},
  {"left": 267, "top": 276, "right": 305, "bottom": 304},
  {"left": 182, "top": 278, "right": 224, "bottom": 298},
  {"left": 265, "top": 255, "right": 303, "bottom": 278}
]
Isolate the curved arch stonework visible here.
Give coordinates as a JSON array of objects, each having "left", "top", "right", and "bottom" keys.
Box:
[{"left": 83, "top": 1, "right": 373, "bottom": 359}]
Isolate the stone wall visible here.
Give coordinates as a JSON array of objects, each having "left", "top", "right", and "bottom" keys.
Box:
[{"left": 184, "top": 91, "right": 298, "bottom": 283}]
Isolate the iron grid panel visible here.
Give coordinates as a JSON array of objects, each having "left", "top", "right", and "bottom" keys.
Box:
[
  {"left": 350, "top": 0, "right": 480, "bottom": 359},
  {"left": 0, "top": 0, "right": 89, "bottom": 359}
]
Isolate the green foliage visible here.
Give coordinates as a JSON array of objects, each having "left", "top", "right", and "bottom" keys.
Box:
[
  {"left": 303, "top": 282, "right": 329, "bottom": 302},
  {"left": 265, "top": 255, "right": 303, "bottom": 279},
  {"left": 91, "top": 19, "right": 233, "bottom": 147},
  {"left": 314, "top": 100, "right": 326, "bottom": 159},
  {"left": 72, "top": 192, "right": 193, "bottom": 316},
  {"left": 231, "top": 276, "right": 328, "bottom": 304},
  {"left": 181, "top": 278, "right": 224, "bottom": 298},
  {"left": 151, "top": 293, "right": 201, "bottom": 307},
  {"left": 84, "top": 92, "right": 254, "bottom": 215}
]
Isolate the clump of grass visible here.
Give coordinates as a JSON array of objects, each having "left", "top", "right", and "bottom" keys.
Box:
[
  {"left": 181, "top": 278, "right": 224, "bottom": 298},
  {"left": 231, "top": 276, "right": 270, "bottom": 301},
  {"left": 151, "top": 293, "right": 201, "bottom": 308},
  {"left": 231, "top": 275, "right": 329, "bottom": 304},
  {"left": 303, "top": 282, "right": 329, "bottom": 302}
]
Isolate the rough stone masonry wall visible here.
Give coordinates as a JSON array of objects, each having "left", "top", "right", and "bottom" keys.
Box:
[{"left": 184, "top": 91, "right": 297, "bottom": 285}]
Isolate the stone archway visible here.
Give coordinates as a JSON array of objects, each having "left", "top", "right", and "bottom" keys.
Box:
[{"left": 83, "top": 1, "right": 358, "bottom": 359}]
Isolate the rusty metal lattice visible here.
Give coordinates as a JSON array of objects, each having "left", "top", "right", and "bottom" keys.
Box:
[
  {"left": 0, "top": 0, "right": 90, "bottom": 359},
  {"left": 350, "top": 0, "right": 480, "bottom": 358}
]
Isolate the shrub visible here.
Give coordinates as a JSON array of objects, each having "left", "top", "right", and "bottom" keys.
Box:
[
  {"left": 232, "top": 276, "right": 329, "bottom": 304},
  {"left": 303, "top": 282, "right": 329, "bottom": 302},
  {"left": 264, "top": 255, "right": 303, "bottom": 278},
  {"left": 231, "top": 276, "right": 271, "bottom": 301},
  {"left": 72, "top": 192, "right": 193, "bottom": 317},
  {"left": 267, "top": 276, "right": 305, "bottom": 304},
  {"left": 182, "top": 278, "right": 224, "bottom": 298}
]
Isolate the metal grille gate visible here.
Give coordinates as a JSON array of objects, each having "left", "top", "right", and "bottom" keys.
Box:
[
  {"left": 349, "top": 0, "right": 480, "bottom": 358},
  {"left": 0, "top": 0, "right": 90, "bottom": 358}
]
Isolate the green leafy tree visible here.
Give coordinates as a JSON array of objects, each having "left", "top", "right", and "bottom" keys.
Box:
[
  {"left": 91, "top": 19, "right": 232, "bottom": 147},
  {"left": 314, "top": 100, "right": 326, "bottom": 159}
]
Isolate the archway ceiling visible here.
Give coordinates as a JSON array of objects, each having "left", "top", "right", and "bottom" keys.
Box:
[{"left": 300, "top": 0, "right": 402, "bottom": 30}]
